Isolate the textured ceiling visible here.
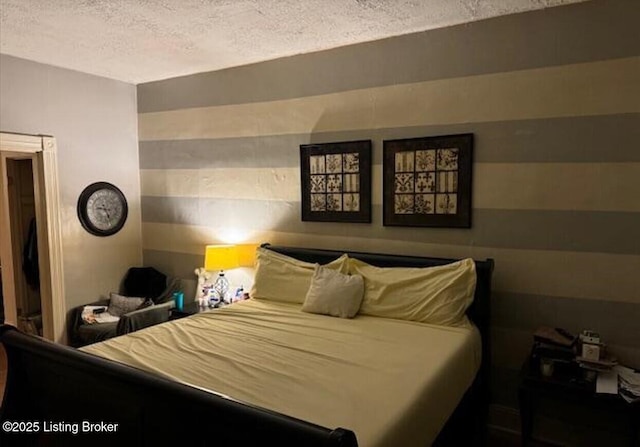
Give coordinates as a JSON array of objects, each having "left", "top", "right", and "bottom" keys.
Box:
[{"left": 0, "top": 0, "right": 586, "bottom": 84}]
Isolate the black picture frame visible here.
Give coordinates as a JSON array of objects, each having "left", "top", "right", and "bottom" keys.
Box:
[
  {"left": 77, "top": 181, "right": 128, "bottom": 236},
  {"left": 300, "top": 140, "right": 372, "bottom": 223},
  {"left": 383, "top": 133, "right": 473, "bottom": 228}
]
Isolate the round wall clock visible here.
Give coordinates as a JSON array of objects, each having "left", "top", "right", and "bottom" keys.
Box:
[{"left": 77, "top": 182, "right": 128, "bottom": 236}]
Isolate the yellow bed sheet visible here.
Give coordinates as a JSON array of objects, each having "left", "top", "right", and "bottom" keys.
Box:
[{"left": 82, "top": 299, "right": 481, "bottom": 447}]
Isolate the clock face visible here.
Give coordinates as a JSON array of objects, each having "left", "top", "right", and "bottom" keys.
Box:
[
  {"left": 77, "top": 182, "right": 128, "bottom": 236},
  {"left": 86, "top": 189, "right": 125, "bottom": 231}
]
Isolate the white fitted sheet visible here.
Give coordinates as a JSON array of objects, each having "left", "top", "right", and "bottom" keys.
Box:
[{"left": 83, "top": 299, "right": 481, "bottom": 446}]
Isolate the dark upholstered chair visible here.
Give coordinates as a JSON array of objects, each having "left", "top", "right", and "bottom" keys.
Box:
[{"left": 68, "top": 267, "right": 181, "bottom": 347}]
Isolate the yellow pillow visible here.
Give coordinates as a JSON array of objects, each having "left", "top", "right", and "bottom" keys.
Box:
[
  {"left": 348, "top": 257, "right": 476, "bottom": 326},
  {"left": 250, "top": 248, "right": 349, "bottom": 304}
]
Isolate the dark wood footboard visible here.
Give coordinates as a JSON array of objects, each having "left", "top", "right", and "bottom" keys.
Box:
[{"left": 0, "top": 325, "right": 357, "bottom": 447}]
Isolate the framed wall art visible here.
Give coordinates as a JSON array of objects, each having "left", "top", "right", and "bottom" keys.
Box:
[
  {"left": 300, "top": 140, "right": 371, "bottom": 223},
  {"left": 383, "top": 133, "right": 473, "bottom": 228}
]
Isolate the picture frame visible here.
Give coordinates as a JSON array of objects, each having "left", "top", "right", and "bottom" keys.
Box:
[
  {"left": 383, "top": 133, "right": 473, "bottom": 228},
  {"left": 300, "top": 140, "right": 372, "bottom": 223}
]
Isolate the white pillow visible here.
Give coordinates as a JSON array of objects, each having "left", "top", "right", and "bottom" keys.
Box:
[
  {"left": 302, "top": 265, "right": 364, "bottom": 318},
  {"left": 250, "top": 248, "right": 349, "bottom": 304}
]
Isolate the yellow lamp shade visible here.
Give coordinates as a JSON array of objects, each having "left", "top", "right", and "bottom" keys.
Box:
[
  {"left": 237, "top": 243, "right": 259, "bottom": 267},
  {"left": 204, "top": 245, "right": 239, "bottom": 271}
]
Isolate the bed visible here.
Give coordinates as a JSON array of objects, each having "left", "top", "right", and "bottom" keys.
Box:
[{"left": 0, "top": 244, "right": 494, "bottom": 446}]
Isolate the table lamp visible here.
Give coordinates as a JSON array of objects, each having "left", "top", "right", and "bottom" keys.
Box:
[
  {"left": 237, "top": 243, "right": 259, "bottom": 267},
  {"left": 204, "top": 244, "right": 239, "bottom": 305}
]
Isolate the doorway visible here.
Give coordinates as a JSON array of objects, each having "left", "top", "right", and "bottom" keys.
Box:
[
  {"left": 6, "top": 158, "right": 42, "bottom": 335},
  {"left": 0, "top": 132, "right": 65, "bottom": 343}
]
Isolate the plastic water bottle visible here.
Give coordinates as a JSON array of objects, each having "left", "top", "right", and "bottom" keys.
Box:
[{"left": 173, "top": 291, "right": 184, "bottom": 311}]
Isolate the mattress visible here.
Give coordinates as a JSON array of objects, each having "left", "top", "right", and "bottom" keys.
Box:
[{"left": 82, "top": 298, "right": 481, "bottom": 447}]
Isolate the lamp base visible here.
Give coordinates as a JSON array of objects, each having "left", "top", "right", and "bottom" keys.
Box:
[{"left": 211, "top": 271, "right": 230, "bottom": 306}]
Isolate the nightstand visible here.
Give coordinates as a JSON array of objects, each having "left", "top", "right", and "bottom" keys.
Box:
[
  {"left": 518, "top": 358, "right": 640, "bottom": 446},
  {"left": 169, "top": 301, "right": 210, "bottom": 320}
]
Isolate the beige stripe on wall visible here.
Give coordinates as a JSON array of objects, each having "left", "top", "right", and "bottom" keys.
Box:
[
  {"left": 139, "top": 57, "right": 640, "bottom": 141},
  {"left": 142, "top": 222, "right": 640, "bottom": 304},
  {"left": 141, "top": 162, "right": 640, "bottom": 212},
  {"left": 140, "top": 167, "right": 302, "bottom": 202}
]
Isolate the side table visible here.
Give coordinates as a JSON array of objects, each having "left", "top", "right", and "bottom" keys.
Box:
[
  {"left": 519, "top": 358, "right": 639, "bottom": 446},
  {"left": 169, "top": 301, "right": 210, "bottom": 320}
]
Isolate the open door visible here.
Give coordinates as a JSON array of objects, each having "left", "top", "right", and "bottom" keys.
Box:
[
  {"left": 0, "top": 132, "right": 65, "bottom": 343},
  {"left": 6, "top": 157, "right": 42, "bottom": 335}
]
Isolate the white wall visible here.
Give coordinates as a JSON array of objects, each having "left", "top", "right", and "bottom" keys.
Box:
[{"left": 0, "top": 54, "right": 142, "bottom": 316}]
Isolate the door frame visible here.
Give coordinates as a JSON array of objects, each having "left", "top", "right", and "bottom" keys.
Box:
[{"left": 0, "top": 132, "right": 66, "bottom": 343}]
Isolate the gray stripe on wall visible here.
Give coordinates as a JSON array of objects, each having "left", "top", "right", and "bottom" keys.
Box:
[
  {"left": 141, "top": 196, "right": 640, "bottom": 255},
  {"left": 139, "top": 114, "right": 640, "bottom": 168},
  {"left": 492, "top": 292, "right": 640, "bottom": 347},
  {"left": 140, "top": 133, "right": 302, "bottom": 169},
  {"left": 138, "top": 0, "right": 640, "bottom": 113},
  {"left": 144, "top": 249, "right": 203, "bottom": 282}
]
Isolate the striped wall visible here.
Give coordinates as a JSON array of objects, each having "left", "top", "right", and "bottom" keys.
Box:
[{"left": 137, "top": 0, "right": 640, "bottom": 424}]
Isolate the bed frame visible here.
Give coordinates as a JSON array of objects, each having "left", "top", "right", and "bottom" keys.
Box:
[{"left": 0, "top": 244, "right": 494, "bottom": 446}]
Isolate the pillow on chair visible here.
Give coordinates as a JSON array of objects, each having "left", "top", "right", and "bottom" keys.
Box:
[{"left": 108, "top": 293, "right": 146, "bottom": 317}]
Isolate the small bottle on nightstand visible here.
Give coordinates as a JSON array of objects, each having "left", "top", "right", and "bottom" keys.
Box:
[{"left": 233, "top": 285, "right": 244, "bottom": 302}]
